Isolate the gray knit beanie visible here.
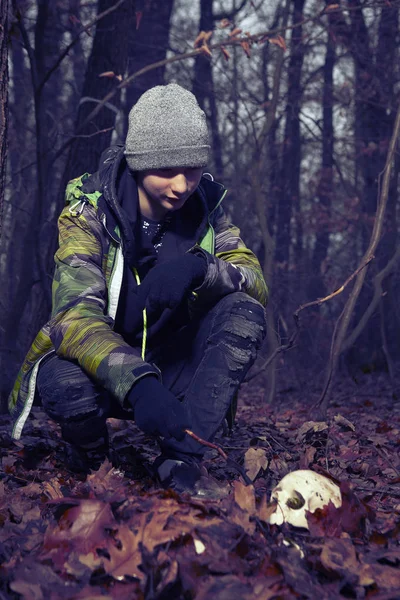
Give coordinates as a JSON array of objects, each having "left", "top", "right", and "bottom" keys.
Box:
[{"left": 124, "top": 83, "right": 210, "bottom": 171}]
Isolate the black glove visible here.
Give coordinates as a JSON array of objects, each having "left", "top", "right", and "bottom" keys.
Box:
[
  {"left": 136, "top": 254, "right": 207, "bottom": 315},
  {"left": 127, "top": 376, "right": 190, "bottom": 441}
]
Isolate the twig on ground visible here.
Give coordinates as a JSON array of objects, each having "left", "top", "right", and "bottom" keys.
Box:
[
  {"left": 185, "top": 429, "right": 228, "bottom": 460},
  {"left": 185, "top": 429, "right": 254, "bottom": 484}
]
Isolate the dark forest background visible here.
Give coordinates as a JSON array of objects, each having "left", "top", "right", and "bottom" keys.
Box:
[{"left": 1, "top": 0, "right": 400, "bottom": 411}]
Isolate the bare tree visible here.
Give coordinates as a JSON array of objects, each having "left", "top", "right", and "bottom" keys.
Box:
[
  {"left": 0, "top": 0, "right": 9, "bottom": 243},
  {"left": 125, "top": 0, "right": 175, "bottom": 129},
  {"left": 274, "top": 0, "right": 306, "bottom": 316},
  {"left": 62, "top": 0, "right": 136, "bottom": 184}
]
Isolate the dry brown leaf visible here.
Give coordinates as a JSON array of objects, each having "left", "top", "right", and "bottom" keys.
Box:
[
  {"left": 218, "top": 18, "right": 231, "bottom": 29},
  {"left": 240, "top": 40, "right": 251, "bottom": 58},
  {"left": 244, "top": 447, "right": 269, "bottom": 481},
  {"left": 98, "top": 71, "right": 116, "bottom": 78},
  {"left": 333, "top": 414, "right": 356, "bottom": 431},
  {"left": 87, "top": 459, "right": 126, "bottom": 498},
  {"left": 296, "top": 420, "right": 328, "bottom": 442},
  {"left": 299, "top": 446, "right": 317, "bottom": 469},
  {"left": 220, "top": 46, "right": 230, "bottom": 61},
  {"left": 359, "top": 563, "right": 400, "bottom": 589},
  {"left": 105, "top": 521, "right": 145, "bottom": 580},
  {"left": 233, "top": 480, "right": 256, "bottom": 514},
  {"left": 230, "top": 503, "right": 255, "bottom": 535},
  {"left": 257, "top": 494, "right": 277, "bottom": 523},
  {"left": 194, "top": 30, "right": 212, "bottom": 48},
  {"left": 44, "top": 499, "right": 115, "bottom": 555},
  {"left": 269, "top": 35, "right": 287, "bottom": 52},
  {"left": 320, "top": 538, "right": 358, "bottom": 577},
  {"left": 199, "top": 44, "right": 212, "bottom": 58},
  {"left": 325, "top": 3, "right": 340, "bottom": 11},
  {"left": 229, "top": 27, "right": 243, "bottom": 38},
  {"left": 41, "top": 479, "right": 64, "bottom": 499}
]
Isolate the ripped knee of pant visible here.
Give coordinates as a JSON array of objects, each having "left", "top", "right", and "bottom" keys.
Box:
[
  {"left": 210, "top": 296, "right": 266, "bottom": 370},
  {"left": 41, "top": 383, "right": 107, "bottom": 422}
]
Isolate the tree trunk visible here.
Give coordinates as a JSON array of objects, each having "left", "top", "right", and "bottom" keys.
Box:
[
  {"left": 192, "top": 0, "right": 223, "bottom": 179},
  {"left": 62, "top": 0, "right": 136, "bottom": 185},
  {"left": 0, "top": 0, "right": 9, "bottom": 410},
  {"left": 0, "top": 0, "right": 9, "bottom": 243},
  {"left": 124, "top": 0, "right": 174, "bottom": 131},
  {"left": 274, "top": 0, "right": 305, "bottom": 314},
  {"left": 346, "top": 0, "right": 398, "bottom": 370},
  {"left": 309, "top": 14, "right": 335, "bottom": 300}
]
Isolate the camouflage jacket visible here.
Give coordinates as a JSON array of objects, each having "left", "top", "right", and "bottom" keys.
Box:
[{"left": 9, "top": 146, "right": 268, "bottom": 439}]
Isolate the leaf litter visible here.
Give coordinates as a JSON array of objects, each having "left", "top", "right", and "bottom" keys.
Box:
[{"left": 0, "top": 370, "right": 399, "bottom": 599}]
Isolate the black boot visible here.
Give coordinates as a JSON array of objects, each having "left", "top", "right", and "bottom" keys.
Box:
[
  {"left": 154, "top": 455, "right": 230, "bottom": 500},
  {"left": 62, "top": 427, "right": 110, "bottom": 474}
]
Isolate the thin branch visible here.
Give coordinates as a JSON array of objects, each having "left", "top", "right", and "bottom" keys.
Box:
[
  {"left": 213, "top": 0, "right": 247, "bottom": 22},
  {"left": 185, "top": 429, "right": 228, "bottom": 461},
  {"left": 49, "top": 3, "right": 339, "bottom": 168},
  {"left": 74, "top": 126, "right": 114, "bottom": 139},
  {"left": 341, "top": 245, "right": 400, "bottom": 353},
  {"left": 313, "top": 99, "right": 400, "bottom": 416},
  {"left": 37, "top": 0, "right": 128, "bottom": 93},
  {"left": 246, "top": 255, "right": 374, "bottom": 382}
]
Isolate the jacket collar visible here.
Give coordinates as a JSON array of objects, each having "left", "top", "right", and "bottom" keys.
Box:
[{"left": 83, "top": 144, "right": 227, "bottom": 253}]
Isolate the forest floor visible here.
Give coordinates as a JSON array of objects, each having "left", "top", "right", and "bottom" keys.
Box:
[{"left": 0, "top": 370, "right": 399, "bottom": 600}]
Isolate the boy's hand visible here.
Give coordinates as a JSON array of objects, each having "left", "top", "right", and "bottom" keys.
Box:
[
  {"left": 127, "top": 376, "right": 190, "bottom": 440},
  {"left": 136, "top": 254, "right": 206, "bottom": 315}
]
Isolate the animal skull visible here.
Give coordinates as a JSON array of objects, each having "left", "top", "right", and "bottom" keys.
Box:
[{"left": 268, "top": 469, "right": 342, "bottom": 529}]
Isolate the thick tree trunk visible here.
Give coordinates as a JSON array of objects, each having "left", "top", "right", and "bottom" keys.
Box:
[
  {"left": 274, "top": 0, "right": 305, "bottom": 313},
  {"left": 346, "top": 0, "right": 398, "bottom": 370},
  {"left": 192, "top": 0, "right": 223, "bottom": 179},
  {"left": 124, "top": 0, "right": 174, "bottom": 129},
  {"left": 309, "top": 17, "right": 335, "bottom": 300},
  {"left": 0, "top": 0, "right": 9, "bottom": 243},
  {"left": 62, "top": 0, "right": 136, "bottom": 185},
  {"left": 0, "top": 0, "right": 9, "bottom": 410},
  {"left": 2, "top": 1, "right": 67, "bottom": 365}
]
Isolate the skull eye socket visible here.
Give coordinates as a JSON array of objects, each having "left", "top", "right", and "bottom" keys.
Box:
[{"left": 285, "top": 491, "right": 305, "bottom": 510}]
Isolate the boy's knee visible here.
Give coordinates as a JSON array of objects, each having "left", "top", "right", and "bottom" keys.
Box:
[
  {"left": 213, "top": 293, "right": 266, "bottom": 341},
  {"left": 210, "top": 293, "right": 266, "bottom": 370},
  {"left": 37, "top": 354, "right": 107, "bottom": 422}
]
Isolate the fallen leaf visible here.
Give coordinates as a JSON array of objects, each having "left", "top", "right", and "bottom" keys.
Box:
[
  {"left": 299, "top": 446, "right": 316, "bottom": 469},
  {"left": 320, "top": 537, "right": 358, "bottom": 578},
  {"left": 234, "top": 480, "right": 256, "bottom": 514},
  {"left": 44, "top": 499, "right": 115, "bottom": 554},
  {"left": 296, "top": 421, "right": 328, "bottom": 442},
  {"left": 257, "top": 494, "right": 277, "bottom": 523},
  {"left": 334, "top": 414, "right": 356, "bottom": 431},
  {"left": 244, "top": 447, "right": 269, "bottom": 481},
  {"left": 104, "top": 521, "right": 144, "bottom": 580}
]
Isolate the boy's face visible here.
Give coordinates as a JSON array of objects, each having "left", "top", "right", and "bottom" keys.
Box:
[{"left": 137, "top": 167, "right": 203, "bottom": 221}]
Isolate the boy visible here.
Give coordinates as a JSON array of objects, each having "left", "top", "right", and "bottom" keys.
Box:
[{"left": 9, "top": 84, "right": 267, "bottom": 496}]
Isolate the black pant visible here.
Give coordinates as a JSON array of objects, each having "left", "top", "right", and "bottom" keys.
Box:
[{"left": 37, "top": 292, "right": 266, "bottom": 461}]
